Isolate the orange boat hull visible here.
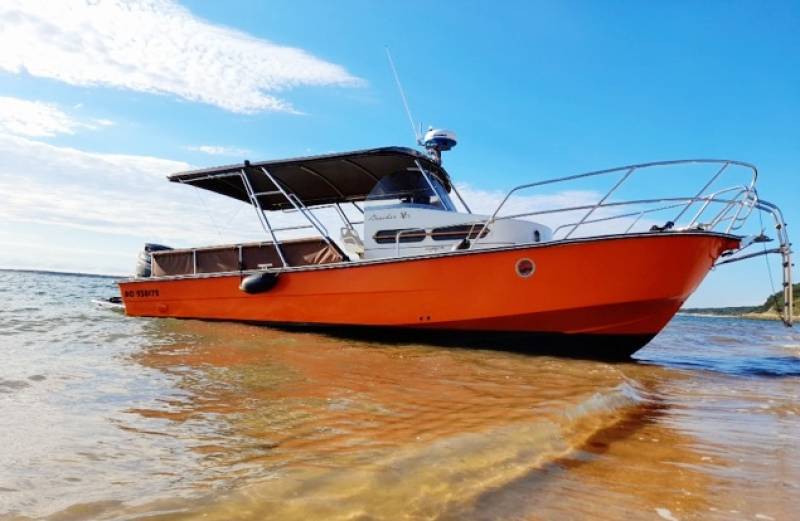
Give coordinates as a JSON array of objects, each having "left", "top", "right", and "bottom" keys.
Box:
[{"left": 119, "top": 232, "right": 739, "bottom": 358}]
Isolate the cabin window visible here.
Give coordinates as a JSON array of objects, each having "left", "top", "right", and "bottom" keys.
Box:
[
  {"left": 366, "top": 170, "right": 456, "bottom": 212},
  {"left": 431, "top": 224, "right": 490, "bottom": 241},
  {"left": 374, "top": 228, "right": 426, "bottom": 244}
]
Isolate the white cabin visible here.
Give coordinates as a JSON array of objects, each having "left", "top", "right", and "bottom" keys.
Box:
[{"left": 347, "top": 169, "right": 551, "bottom": 260}]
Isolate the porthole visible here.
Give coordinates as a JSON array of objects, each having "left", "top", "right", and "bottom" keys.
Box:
[
  {"left": 533, "top": 230, "right": 541, "bottom": 243},
  {"left": 515, "top": 258, "right": 535, "bottom": 278}
]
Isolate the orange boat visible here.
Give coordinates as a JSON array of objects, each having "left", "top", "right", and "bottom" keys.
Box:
[{"left": 118, "top": 131, "right": 793, "bottom": 358}]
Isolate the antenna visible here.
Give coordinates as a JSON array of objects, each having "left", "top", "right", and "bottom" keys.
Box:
[{"left": 385, "top": 47, "right": 421, "bottom": 144}]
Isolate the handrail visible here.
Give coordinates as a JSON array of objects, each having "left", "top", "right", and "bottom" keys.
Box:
[
  {"left": 563, "top": 166, "right": 636, "bottom": 239},
  {"left": 394, "top": 228, "right": 425, "bottom": 257},
  {"left": 498, "top": 194, "right": 752, "bottom": 224},
  {"left": 470, "top": 159, "right": 758, "bottom": 247},
  {"left": 271, "top": 223, "right": 315, "bottom": 232},
  {"left": 437, "top": 157, "right": 787, "bottom": 325},
  {"left": 688, "top": 185, "right": 750, "bottom": 228},
  {"left": 381, "top": 194, "right": 756, "bottom": 248},
  {"left": 672, "top": 162, "right": 731, "bottom": 223},
  {"left": 551, "top": 202, "right": 688, "bottom": 236},
  {"left": 381, "top": 193, "right": 756, "bottom": 249},
  {"left": 754, "top": 200, "right": 793, "bottom": 325}
]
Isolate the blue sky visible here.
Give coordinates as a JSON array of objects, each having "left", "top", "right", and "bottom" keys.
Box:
[{"left": 0, "top": 0, "right": 797, "bottom": 307}]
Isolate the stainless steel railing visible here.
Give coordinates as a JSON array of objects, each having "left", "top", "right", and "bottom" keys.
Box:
[
  {"left": 469, "top": 159, "right": 758, "bottom": 245},
  {"left": 416, "top": 158, "right": 790, "bottom": 325}
]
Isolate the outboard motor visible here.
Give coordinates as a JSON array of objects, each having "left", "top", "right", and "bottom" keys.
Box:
[{"left": 135, "top": 243, "right": 173, "bottom": 278}]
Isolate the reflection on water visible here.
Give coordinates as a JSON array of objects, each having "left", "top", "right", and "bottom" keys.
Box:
[{"left": 1, "top": 270, "right": 799, "bottom": 520}]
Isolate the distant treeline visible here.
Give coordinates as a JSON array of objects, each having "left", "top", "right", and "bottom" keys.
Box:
[
  {"left": 0, "top": 268, "right": 121, "bottom": 279},
  {"left": 683, "top": 282, "right": 800, "bottom": 316}
]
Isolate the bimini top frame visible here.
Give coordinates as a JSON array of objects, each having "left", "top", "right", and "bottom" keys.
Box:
[
  {"left": 169, "top": 147, "right": 455, "bottom": 270},
  {"left": 169, "top": 147, "right": 451, "bottom": 211}
]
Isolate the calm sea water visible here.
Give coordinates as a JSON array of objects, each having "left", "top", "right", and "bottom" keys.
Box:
[{"left": 1, "top": 269, "right": 799, "bottom": 520}]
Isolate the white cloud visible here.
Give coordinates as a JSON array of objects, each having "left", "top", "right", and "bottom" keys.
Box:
[
  {"left": 0, "top": 0, "right": 363, "bottom": 114},
  {"left": 0, "top": 132, "right": 257, "bottom": 241},
  {"left": 185, "top": 145, "right": 251, "bottom": 157},
  {"left": 458, "top": 183, "right": 600, "bottom": 216},
  {"left": 0, "top": 132, "right": 334, "bottom": 273},
  {"left": 0, "top": 131, "right": 661, "bottom": 274},
  {"left": 0, "top": 95, "right": 115, "bottom": 137},
  {"left": 0, "top": 96, "right": 82, "bottom": 137}
]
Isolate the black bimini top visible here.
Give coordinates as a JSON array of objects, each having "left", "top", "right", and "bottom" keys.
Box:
[{"left": 169, "top": 147, "right": 451, "bottom": 211}]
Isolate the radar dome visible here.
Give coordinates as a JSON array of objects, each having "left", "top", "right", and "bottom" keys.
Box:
[
  {"left": 423, "top": 128, "right": 458, "bottom": 151},
  {"left": 422, "top": 128, "right": 457, "bottom": 164}
]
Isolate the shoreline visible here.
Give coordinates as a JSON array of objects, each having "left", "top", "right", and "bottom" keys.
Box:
[
  {"left": 678, "top": 310, "right": 798, "bottom": 322},
  {"left": 0, "top": 267, "right": 122, "bottom": 279}
]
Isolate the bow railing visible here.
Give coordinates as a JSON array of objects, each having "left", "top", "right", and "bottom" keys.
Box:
[{"left": 455, "top": 159, "right": 791, "bottom": 326}]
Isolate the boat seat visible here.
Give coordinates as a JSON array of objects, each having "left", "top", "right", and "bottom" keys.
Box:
[{"left": 340, "top": 227, "right": 365, "bottom": 259}]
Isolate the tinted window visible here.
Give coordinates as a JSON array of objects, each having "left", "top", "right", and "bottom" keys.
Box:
[
  {"left": 431, "top": 224, "right": 490, "bottom": 241},
  {"left": 374, "top": 228, "right": 427, "bottom": 244},
  {"left": 366, "top": 171, "right": 455, "bottom": 211}
]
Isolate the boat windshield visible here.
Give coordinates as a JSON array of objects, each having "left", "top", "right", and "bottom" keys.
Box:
[{"left": 365, "top": 170, "right": 456, "bottom": 211}]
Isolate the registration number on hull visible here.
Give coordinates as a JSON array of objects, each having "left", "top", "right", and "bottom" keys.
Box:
[{"left": 123, "top": 288, "right": 160, "bottom": 298}]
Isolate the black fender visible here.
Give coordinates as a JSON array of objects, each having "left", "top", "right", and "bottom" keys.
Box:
[{"left": 239, "top": 272, "right": 279, "bottom": 294}]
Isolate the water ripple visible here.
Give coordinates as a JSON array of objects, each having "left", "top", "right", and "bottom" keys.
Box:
[{"left": 1, "top": 271, "right": 799, "bottom": 521}]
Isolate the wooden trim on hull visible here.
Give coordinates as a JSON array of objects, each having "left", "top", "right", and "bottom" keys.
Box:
[{"left": 119, "top": 232, "right": 740, "bottom": 356}]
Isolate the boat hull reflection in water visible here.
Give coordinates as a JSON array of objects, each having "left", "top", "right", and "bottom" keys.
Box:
[{"left": 3, "top": 270, "right": 800, "bottom": 520}]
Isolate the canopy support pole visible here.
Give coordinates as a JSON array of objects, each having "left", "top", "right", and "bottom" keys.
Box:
[
  {"left": 414, "top": 159, "right": 461, "bottom": 212},
  {"left": 259, "top": 167, "right": 348, "bottom": 260},
  {"left": 239, "top": 168, "right": 288, "bottom": 267},
  {"left": 335, "top": 203, "right": 356, "bottom": 232},
  {"left": 414, "top": 160, "right": 440, "bottom": 199},
  {"left": 450, "top": 184, "right": 472, "bottom": 214}
]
